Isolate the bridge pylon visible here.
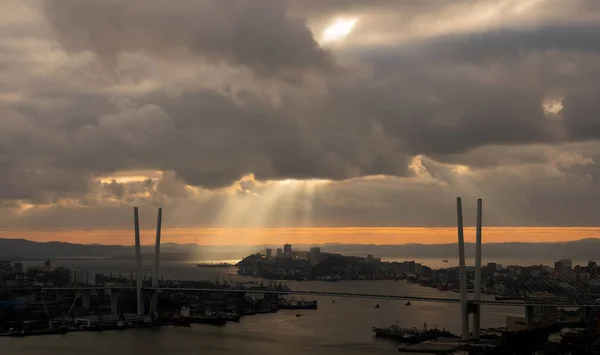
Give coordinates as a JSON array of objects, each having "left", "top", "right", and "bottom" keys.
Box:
[
  {"left": 150, "top": 207, "right": 162, "bottom": 315},
  {"left": 456, "top": 197, "right": 470, "bottom": 341},
  {"left": 456, "top": 197, "right": 484, "bottom": 342},
  {"left": 133, "top": 207, "right": 143, "bottom": 315}
]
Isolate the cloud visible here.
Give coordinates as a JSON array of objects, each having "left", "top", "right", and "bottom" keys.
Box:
[
  {"left": 39, "top": 0, "right": 334, "bottom": 77},
  {"left": 0, "top": 0, "right": 600, "bottom": 230}
]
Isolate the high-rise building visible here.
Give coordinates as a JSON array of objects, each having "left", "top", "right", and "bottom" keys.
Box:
[
  {"left": 276, "top": 248, "right": 283, "bottom": 258},
  {"left": 69, "top": 269, "right": 96, "bottom": 285},
  {"left": 13, "top": 262, "right": 27, "bottom": 274},
  {"left": 407, "top": 261, "right": 416, "bottom": 274},
  {"left": 44, "top": 260, "right": 56, "bottom": 272},
  {"left": 309, "top": 247, "right": 321, "bottom": 261},
  {"left": 283, "top": 244, "right": 292, "bottom": 258},
  {"left": 559, "top": 259, "right": 572, "bottom": 269},
  {"left": 526, "top": 292, "right": 559, "bottom": 329},
  {"left": 366, "top": 254, "right": 373, "bottom": 263},
  {"left": 589, "top": 261, "right": 597, "bottom": 273},
  {"left": 265, "top": 248, "right": 273, "bottom": 259},
  {"left": 414, "top": 263, "right": 422, "bottom": 276}
]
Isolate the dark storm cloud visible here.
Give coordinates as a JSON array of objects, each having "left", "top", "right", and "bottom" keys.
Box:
[
  {"left": 39, "top": 0, "right": 334, "bottom": 77},
  {"left": 292, "top": 0, "right": 600, "bottom": 19},
  {"left": 414, "top": 23, "right": 600, "bottom": 63},
  {"left": 562, "top": 91, "right": 600, "bottom": 140},
  {"left": 1, "top": 0, "right": 600, "bottom": 230}
]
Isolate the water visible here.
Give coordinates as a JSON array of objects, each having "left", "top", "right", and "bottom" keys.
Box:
[
  {"left": 2, "top": 277, "right": 523, "bottom": 354},
  {"left": 2, "top": 260, "right": 526, "bottom": 354}
]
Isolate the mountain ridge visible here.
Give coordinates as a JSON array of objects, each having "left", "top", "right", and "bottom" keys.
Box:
[{"left": 1, "top": 237, "right": 600, "bottom": 262}]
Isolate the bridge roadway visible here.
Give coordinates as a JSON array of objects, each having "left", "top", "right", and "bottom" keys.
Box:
[{"left": 2, "top": 286, "right": 598, "bottom": 308}]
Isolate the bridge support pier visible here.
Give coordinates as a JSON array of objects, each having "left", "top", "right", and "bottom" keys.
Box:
[
  {"left": 82, "top": 290, "right": 91, "bottom": 310},
  {"left": 150, "top": 291, "right": 159, "bottom": 315},
  {"left": 456, "top": 197, "right": 470, "bottom": 342},
  {"left": 110, "top": 291, "right": 121, "bottom": 314}
]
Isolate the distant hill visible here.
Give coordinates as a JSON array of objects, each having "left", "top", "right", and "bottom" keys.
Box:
[
  {"left": 1, "top": 238, "right": 599, "bottom": 263},
  {"left": 0, "top": 238, "right": 131, "bottom": 260}
]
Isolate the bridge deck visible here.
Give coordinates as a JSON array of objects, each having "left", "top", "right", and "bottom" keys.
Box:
[{"left": 2, "top": 286, "right": 597, "bottom": 307}]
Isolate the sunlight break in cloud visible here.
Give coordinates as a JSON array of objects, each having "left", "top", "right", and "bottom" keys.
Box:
[{"left": 320, "top": 17, "right": 358, "bottom": 43}]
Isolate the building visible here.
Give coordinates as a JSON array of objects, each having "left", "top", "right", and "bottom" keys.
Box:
[
  {"left": 69, "top": 269, "right": 96, "bottom": 286},
  {"left": 0, "top": 258, "right": 12, "bottom": 273},
  {"left": 309, "top": 247, "right": 321, "bottom": 261},
  {"left": 589, "top": 261, "right": 597, "bottom": 274},
  {"left": 44, "top": 259, "right": 56, "bottom": 272},
  {"left": 276, "top": 248, "right": 283, "bottom": 258},
  {"left": 414, "top": 263, "right": 422, "bottom": 276},
  {"left": 485, "top": 262, "right": 498, "bottom": 272},
  {"left": 555, "top": 259, "right": 572, "bottom": 271},
  {"left": 13, "top": 262, "right": 27, "bottom": 274},
  {"left": 283, "top": 244, "right": 292, "bottom": 258},
  {"left": 366, "top": 254, "right": 373, "bottom": 263},
  {"left": 526, "top": 292, "right": 560, "bottom": 329},
  {"left": 265, "top": 248, "right": 273, "bottom": 259}
]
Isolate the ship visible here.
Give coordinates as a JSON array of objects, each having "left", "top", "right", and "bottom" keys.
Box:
[
  {"left": 372, "top": 323, "right": 457, "bottom": 343},
  {"left": 224, "top": 312, "right": 241, "bottom": 322},
  {"left": 372, "top": 325, "right": 420, "bottom": 342},
  {"left": 185, "top": 308, "right": 227, "bottom": 326},
  {"left": 8, "top": 326, "right": 68, "bottom": 337},
  {"left": 279, "top": 298, "right": 318, "bottom": 310}
]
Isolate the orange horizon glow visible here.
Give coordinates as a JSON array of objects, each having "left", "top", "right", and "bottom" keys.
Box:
[{"left": 1, "top": 227, "right": 600, "bottom": 246}]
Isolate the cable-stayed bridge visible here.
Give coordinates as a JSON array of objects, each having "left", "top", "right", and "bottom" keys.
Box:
[
  {"left": 6, "top": 201, "right": 591, "bottom": 342},
  {"left": 2, "top": 286, "right": 597, "bottom": 308}
]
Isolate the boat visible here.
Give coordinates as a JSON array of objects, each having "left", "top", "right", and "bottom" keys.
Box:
[
  {"left": 188, "top": 310, "right": 227, "bottom": 326},
  {"left": 372, "top": 323, "right": 457, "bottom": 343},
  {"left": 405, "top": 302, "right": 411, "bottom": 306},
  {"left": 443, "top": 260, "right": 448, "bottom": 263},
  {"left": 372, "top": 325, "right": 420, "bottom": 342},
  {"left": 9, "top": 326, "right": 68, "bottom": 337},
  {"left": 296, "top": 314, "right": 302, "bottom": 317},
  {"left": 374, "top": 304, "right": 380, "bottom": 309},
  {"left": 279, "top": 299, "right": 318, "bottom": 310},
  {"left": 224, "top": 312, "right": 241, "bottom": 322}
]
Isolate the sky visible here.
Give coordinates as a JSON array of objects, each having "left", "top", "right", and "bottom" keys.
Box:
[{"left": 2, "top": 0, "right": 600, "bottom": 245}]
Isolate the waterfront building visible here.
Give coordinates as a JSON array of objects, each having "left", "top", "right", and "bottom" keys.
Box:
[
  {"left": 276, "top": 248, "right": 283, "bottom": 258},
  {"left": 283, "top": 244, "right": 292, "bottom": 258},
  {"left": 265, "top": 248, "right": 272, "bottom": 259},
  {"left": 69, "top": 269, "right": 96, "bottom": 285}
]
